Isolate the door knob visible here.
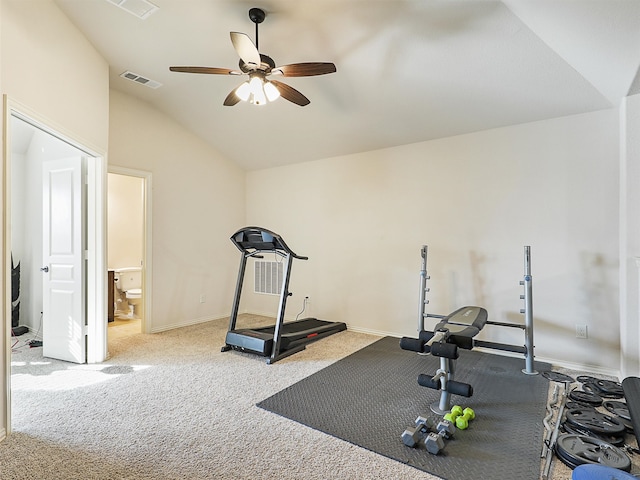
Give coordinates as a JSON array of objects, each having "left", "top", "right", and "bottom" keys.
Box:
[{"left": 40, "top": 266, "right": 49, "bottom": 272}]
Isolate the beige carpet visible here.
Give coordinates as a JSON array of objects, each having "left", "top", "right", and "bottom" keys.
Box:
[{"left": 1, "top": 315, "right": 637, "bottom": 479}]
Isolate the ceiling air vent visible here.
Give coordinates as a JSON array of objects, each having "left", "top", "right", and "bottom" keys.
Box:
[
  {"left": 120, "top": 71, "right": 162, "bottom": 89},
  {"left": 105, "top": 0, "right": 159, "bottom": 20}
]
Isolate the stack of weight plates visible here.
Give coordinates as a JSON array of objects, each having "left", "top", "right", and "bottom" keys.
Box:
[
  {"left": 555, "top": 435, "right": 631, "bottom": 472},
  {"left": 556, "top": 377, "right": 633, "bottom": 472},
  {"left": 577, "top": 376, "right": 625, "bottom": 400}
]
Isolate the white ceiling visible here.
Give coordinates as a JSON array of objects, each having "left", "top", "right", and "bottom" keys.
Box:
[{"left": 53, "top": 0, "right": 640, "bottom": 171}]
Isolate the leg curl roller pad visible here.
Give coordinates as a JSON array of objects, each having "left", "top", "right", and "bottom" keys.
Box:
[
  {"left": 430, "top": 342, "right": 459, "bottom": 359},
  {"left": 417, "top": 374, "right": 473, "bottom": 397},
  {"left": 399, "top": 337, "right": 426, "bottom": 353}
]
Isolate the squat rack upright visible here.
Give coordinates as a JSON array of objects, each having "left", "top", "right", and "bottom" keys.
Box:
[{"left": 417, "top": 245, "right": 537, "bottom": 375}]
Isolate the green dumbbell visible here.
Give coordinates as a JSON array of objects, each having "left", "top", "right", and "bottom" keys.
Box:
[
  {"left": 443, "top": 405, "right": 476, "bottom": 430},
  {"left": 443, "top": 405, "right": 463, "bottom": 423},
  {"left": 455, "top": 407, "right": 475, "bottom": 430}
]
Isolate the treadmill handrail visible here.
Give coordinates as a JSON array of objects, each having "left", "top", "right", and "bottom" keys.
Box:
[{"left": 230, "top": 226, "right": 308, "bottom": 260}]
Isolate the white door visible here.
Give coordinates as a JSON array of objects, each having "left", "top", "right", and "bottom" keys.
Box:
[{"left": 42, "top": 157, "right": 86, "bottom": 363}]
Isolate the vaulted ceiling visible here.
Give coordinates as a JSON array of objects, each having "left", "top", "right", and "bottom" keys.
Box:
[{"left": 54, "top": 0, "right": 640, "bottom": 170}]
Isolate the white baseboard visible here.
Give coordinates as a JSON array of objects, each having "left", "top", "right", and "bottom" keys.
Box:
[
  {"left": 348, "top": 326, "right": 621, "bottom": 379},
  {"left": 346, "top": 325, "right": 396, "bottom": 339},
  {"left": 533, "top": 355, "right": 620, "bottom": 380},
  {"left": 149, "top": 314, "right": 228, "bottom": 333},
  {"left": 169, "top": 311, "right": 621, "bottom": 379}
]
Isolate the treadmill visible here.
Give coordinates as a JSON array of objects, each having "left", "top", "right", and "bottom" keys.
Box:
[{"left": 221, "top": 226, "right": 347, "bottom": 364}]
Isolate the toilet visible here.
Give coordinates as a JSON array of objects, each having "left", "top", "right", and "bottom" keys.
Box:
[{"left": 113, "top": 267, "right": 142, "bottom": 318}]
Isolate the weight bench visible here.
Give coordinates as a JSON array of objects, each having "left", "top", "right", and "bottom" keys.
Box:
[{"left": 400, "top": 305, "right": 488, "bottom": 415}]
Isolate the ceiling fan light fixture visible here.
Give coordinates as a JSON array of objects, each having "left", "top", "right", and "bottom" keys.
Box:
[
  {"left": 249, "top": 76, "right": 263, "bottom": 95},
  {"left": 170, "top": 7, "right": 335, "bottom": 107},
  {"left": 252, "top": 91, "right": 267, "bottom": 105},
  {"left": 264, "top": 81, "right": 280, "bottom": 102},
  {"left": 235, "top": 76, "right": 275, "bottom": 105},
  {"left": 235, "top": 81, "right": 251, "bottom": 102}
]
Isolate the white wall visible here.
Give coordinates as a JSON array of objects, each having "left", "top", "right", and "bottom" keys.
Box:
[
  {"left": 108, "top": 90, "right": 246, "bottom": 332},
  {"left": 107, "top": 173, "right": 144, "bottom": 270},
  {"left": 246, "top": 108, "right": 620, "bottom": 373},
  {"left": 1, "top": 0, "right": 109, "bottom": 149},
  {"left": 619, "top": 93, "right": 640, "bottom": 378}
]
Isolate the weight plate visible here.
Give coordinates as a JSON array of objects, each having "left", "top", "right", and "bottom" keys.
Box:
[
  {"left": 577, "top": 375, "right": 599, "bottom": 384},
  {"left": 597, "top": 391, "right": 624, "bottom": 400},
  {"left": 603, "top": 400, "right": 631, "bottom": 421},
  {"left": 622, "top": 417, "right": 634, "bottom": 433},
  {"left": 555, "top": 434, "right": 631, "bottom": 472},
  {"left": 582, "top": 382, "right": 601, "bottom": 395},
  {"left": 584, "top": 381, "right": 624, "bottom": 399},
  {"left": 569, "top": 390, "right": 603, "bottom": 407},
  {"left": 542, "top": 370, "right": 575, "bottom": 383},
  {"left": 565, "top": 409, "right": 626, "bottom": 436},
  {"left": 561, "top": 421, "right": 625, "bottom": 447},
  {"left": 566, "top": 401, "right": 593, "bottom": 411},
  {"left": 595, "top": 380, "right": 625, "bottom": 399},
  {"left": 596, "top": 379, "right": 623, "bottom": 394}
]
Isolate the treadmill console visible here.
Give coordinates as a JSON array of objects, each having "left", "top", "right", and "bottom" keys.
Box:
[{"left": 230, "top": 226, "right": 307, "bottom": 259}]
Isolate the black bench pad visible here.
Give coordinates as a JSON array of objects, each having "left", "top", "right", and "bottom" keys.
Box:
[
  {"left": 434, "top": 305, "right": 488, "bottom": 338},
  {"left": 622, "top": 377, "right": 640, "bottom": 448}
]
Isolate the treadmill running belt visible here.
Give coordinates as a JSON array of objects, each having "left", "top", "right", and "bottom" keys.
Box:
[{"left": 225, "top": 317, "right": 347, "bottom": 357}]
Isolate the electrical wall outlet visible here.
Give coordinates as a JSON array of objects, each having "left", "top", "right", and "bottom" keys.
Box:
[
  {"left": 199, "top": 294, "right": 206, "bottom": 304},
  {"left": 575, "top": 324, "right": 588, "bottom": 339}
]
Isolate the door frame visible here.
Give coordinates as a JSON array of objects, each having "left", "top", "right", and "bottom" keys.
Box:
[
  {"left": 3, "top": 97, "right": 107, "bottom": 433},
  {"left": 108, "top": 166, "right": 152, "bottom": 334}
]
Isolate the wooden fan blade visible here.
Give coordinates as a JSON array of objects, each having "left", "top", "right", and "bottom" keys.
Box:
[
  {"left": 230, "top": 32, "right": 261, "bottom": 67},
  {"left": 223, "top": 88, "right": 241, "bottom": 106},
  {"left": 272, "top": 62, "right": 336, "bottom": 77},
  {"left": 170, "top": 66, "right": 242, "bottom": 75},
  {"left": 270, "top": 80, "right": 310, "bottom": 106}
]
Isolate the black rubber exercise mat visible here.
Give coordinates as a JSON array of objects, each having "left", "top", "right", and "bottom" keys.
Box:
[{"left": 257, "top": 336, "right": 551, "bottom": 480}]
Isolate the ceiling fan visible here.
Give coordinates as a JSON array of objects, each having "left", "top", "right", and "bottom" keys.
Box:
[{"left": 169, "top": 7, "right": 336, "bottom": 107}]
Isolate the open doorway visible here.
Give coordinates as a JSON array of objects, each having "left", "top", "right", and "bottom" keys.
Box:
[
  {"left": 8, "top": 111, "right": 107, "bottom": 362},
  {"left": 5, "top": 103, "right": 107, "bottom": 432},
  {"left": 107, "top": 167, "right": 152, "bottom": 347}
]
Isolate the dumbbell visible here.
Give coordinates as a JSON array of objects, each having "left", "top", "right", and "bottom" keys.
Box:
[
  {"left": 424, "top": 419, "right": 456, "bottom": 455},
  {"left": 444, "top": 405, "right": 475, "bottom": 430},
  {"left": 401, "top": 416, "right": 456, "bottom": 455},
  {"left": 401, "top": 415, "right": 435, "bottom": 447}
]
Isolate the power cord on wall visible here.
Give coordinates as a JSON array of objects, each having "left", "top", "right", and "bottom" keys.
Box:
[
  {"left": 27, "top": 312, "right": 44, "bottom": 347},
  {"left": 295, "top": 296, "right": 309, "bottom": 321}
]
